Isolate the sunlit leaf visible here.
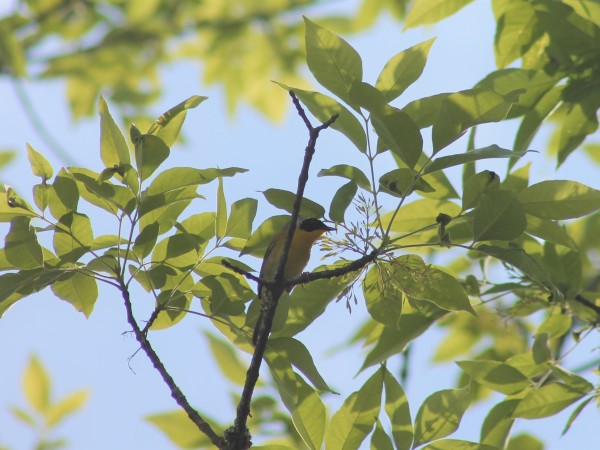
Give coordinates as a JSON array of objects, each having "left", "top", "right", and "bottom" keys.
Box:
[
  {"left": 27, "top": 143, "right": 53, "bottom": 179},
  {"left": 262, "top": 189, "right": 325, "bottom": 218},
  {"left": 98, "top": 96, "right": 130, "bottom": 167},
  {"left": 405, "top": 0, "right": 476, "bottom": 28},
  {"left": 383, "top": 368, "right": 413, "bottom": 450},
  {"left": 51, "top": 271, "right": 98, "bottom": 317},
  {"left": 4, "top": 217, "right": 44, "bottom": 269},
  {"left": 318, "top": 164, "right": 371, "bottom": 190},
  {"left": 47, "top": 389, "right": 90, "bottom": 427},
  {"left": 329, "top": 181, "right": 357, "bottom": 224},
  {"left": 225, "top": 198, "right": 257, "bottom": 239},
  {"left": 23, "top": 355, "right": 50, "bottom": 414},
  {"left": 513, "top": 383, "right": 587, "bottom": 419},
  {"left": 146, "top": 410, "right": 218, "bottom": 449},
  {"left": 456, "top": 360, "right": 530, "bottom": 395},
  {"left": 473, "top": 190, "right": 526, "bottom": 242},
  {"left": 518, "top": 180, "right": 600, "bottom": 220}
]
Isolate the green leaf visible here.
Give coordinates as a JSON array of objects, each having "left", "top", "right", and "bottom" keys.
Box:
[
  {"left": 23, "top": 355, "right": 50, "bottom": 414},
  {"left": 51, "top": 271, "right": 98, "bottom": 317},
  {"left": 562, "top": 397, "right": 593, "bottom": 436},
  {"left": 326, "top": 367, "right": 383, "bottom": 450},
  {"left": 518, "top": 180, "right": 600, "bottom": 220},
  {"left": 494, "top": 1, "right": 540, "bottom": 68},
  {"left": 33, "top": 184, "right": 50, "bottom": 212},
  {"left": 376, "top": 38, "right": 436, "bottom": 102},
  {"left": 147, "top": 95, "right": 208, "bottom": 147},
  {"left": 98, "top": 96, "right": 130, "bottom": 167},
  {"left": 268, "top": 337, "right": 334, "bottom": 393},
  {"left": 53, "top": 212, "right": 93, "bottom": 262},
  {"left": 276, "top": 84, "right": 367, "bottom": 152},
  {"left": 506, "top": 434, "right": 544, "bottom": 450},
  {"left": 370, "top": 420, "right": 394, "bottom": 450},
  {"left": 240, "top": 215, "right": 290, "bottom": 257},
  {"left": 262, "top": 189, "right": 325, "bottom": 218},
  {"left": 363, "top": 263, "right": 403, "bottom": 328},
  {"left": 370, "top": 103, "right": 423, "bottom": 169},
  {"left": 152, "top": 233, "right": 202, "bottom": 269},
  {"left": 525, "top": 215, "right": 576, "bottom": 250},
  {"left": 379, "top": 168, "right": 434, "bottom": 198},
  {"left": 537, "top": 309, "right": 571, "bottom": 340},
  {"left": 405, "top": 0, "right": 476, "bottom": 28},
  {"left": 67, "top": 168, "right": 133, "bottom": 216},
  {"left": 265, "top": 349, "right": 298, "bottom": 409},
  {"left": 133, "top": 133, "right": 170, "bottom": 182},
  {"left": 413, "top": 385, "right": 471, "bottom": 447},
  {"left": 330, "top": 181, "right": 357, "bottom": 224},
  {"left": 304, "top": 17, "right": 362, "bottom": 108},
  {"left": 422, "top": 440, "right": 499, "bottom": 450},
  {"left": 4, "top": 217, "right": 44, "bottom": 269},
  {"left": 290, "top": 376, "right": 327, "bottom": 450},
  {"left": 424, "top": 145, "right": 526, "bottom": 175},
  {"left": 383, "top": 368, "right": 413, "bottom": 450},
  {"left": 318, "top": 164, "right": 371, "bottom": 190},
  {"left": 403, "top": 93, "right": 450, "bottom": 128},
  {"left": 480, "top": 399, "right": 519, "bottom": 447},
  {"left": 146, "top": 410, "right": 216, "bottom": 449},
  {"left": 27, "top": 143, "right": 53, "bottom": 179},
  {"left": 551, "top": 365, "right": 593, "bottom": 393},
  {"left": 513, "top": 383, "right": 587, "bottom": 419},
  {"left": 476, "top": 244, "right": 559, "bottom": 298},
  {"left": 139, "top": 186, "right": 199, "bottom": 234},
  {"left": 532, "top": 333, "right": 552, "bottom": 364},
  {"left": 48, "top": 173, "right": 79, "bottom": 220},
  {"left": 133, "top": 223, "right": 160, "bottom": 259},
  {"left": 225, "top": 198, "right": 257, "bottom": 239},
  {"left": 0, "top": 21, "right": 26, "bottom": 75},
  {"left": 382, "top": 199, "right": 461, "bottom": 233},
  {"left": 204, "top": 332, "right": 247, "bottom": 386},
  {"left": 149, "top": 290, "right": 192, "bottom": 330},
  {"left": 456, "top": 360, "right": 530, "bottom": 395},
  {"left": 462, "top": 171, "right": 500, "bottom": 211},
  {"left": 473, "top": 190, "right": 527, "bottom": 242},
  {"left": 271, "top": 262, "right": 361, "bottom": 338},
  {"left": 432, "top": 90, "right": 520, "bottom": 152},
  {"left": 215, "top": 178, "right": 227, "bottom": 239},
  {"left": 360, "top": 313, "right": 438, "bottom": 372},
  {"left": 147, "top": 167, "right": 247, "bottom": 196},
  {"left": 47, "top": 389, "right": 90, "bottom": 427},
  {"left": 395, "top": 255, "right": 475, "bottom": 314}
]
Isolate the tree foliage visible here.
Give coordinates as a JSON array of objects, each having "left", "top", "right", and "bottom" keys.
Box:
[{"left": 1, "top": 1, "right": 599, "bottom": 449}]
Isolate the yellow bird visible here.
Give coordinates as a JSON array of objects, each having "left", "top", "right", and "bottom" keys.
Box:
[{"left": 252, "top": 217, "right": 334, "bottom": 345}]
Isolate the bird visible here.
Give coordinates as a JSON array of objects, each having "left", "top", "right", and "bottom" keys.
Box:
[{"left": 252, "top": 217, "right": 334, "bottom": 345}]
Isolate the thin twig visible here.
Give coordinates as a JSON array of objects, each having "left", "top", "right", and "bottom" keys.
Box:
[{"left": 119, "top": 282, "right": 224, "bottom": 448}]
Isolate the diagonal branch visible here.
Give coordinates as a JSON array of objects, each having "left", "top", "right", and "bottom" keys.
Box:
[
  {"left": 223, "top": 91, "right": 338, "bottom": 449},
  {"left": 119, "top": 282, "right": 224, "bottom": 448}
]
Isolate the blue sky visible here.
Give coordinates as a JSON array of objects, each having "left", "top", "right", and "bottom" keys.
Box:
[{"left": 0, "top": 1, "right": 598, "bottom": 449}]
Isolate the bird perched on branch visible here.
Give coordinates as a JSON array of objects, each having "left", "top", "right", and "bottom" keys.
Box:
[{"left": 252, "top": 217, "right": 334, "bottom": 345}]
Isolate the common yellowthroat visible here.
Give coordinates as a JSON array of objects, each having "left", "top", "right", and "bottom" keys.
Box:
[{"left": 252, "top": 217, "right": 334, "bottom": 345}]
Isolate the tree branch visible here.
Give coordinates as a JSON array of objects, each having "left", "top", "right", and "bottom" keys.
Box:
[
  {"left": 223, "top": 91, "right": 338, "bottom": 449},
  {"left": 119, "top": 282, "right": 224, "bottom": 448}
]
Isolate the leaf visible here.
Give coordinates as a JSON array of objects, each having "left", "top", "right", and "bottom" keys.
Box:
[
  {"left": 403, "top": 93, "right": 450, "bottom": 128},
  {"left": 240, "top": 215, "right": 290, "bottom": 257},
  {"left": 4, "top": 217, "right": 44, "bottom": 269},
  {"left": 215, "top": 178, "right": 227, "bottom": 239},
  {"left": 23, "top": 355, "right": 50, "bottom": 414},
  {"left": 133, "top": 133, "right": 170, "bottom": 182},
  {"left": 51, "top": 271, "right": 98, "bottom": 317},
  {"left": 383, "top": 368, "right": 413, "bottom": 450},
  {"left": 494, "top": 1, "right": 541, "bottom": 68},
  {"left": 133, "top": 223, "right": 160, "bottom": 259},
  {"left": 395, "top": 255, "right": 475, "bottom": 314},
  {"left": 413, "top": 385, "right": 471, "bottom": 447},
  {"left": 525, "top": 215, "right": 576, "bottom": 250},
  {"left": 98, "top": 96, "right": 130, "bottom": 167},
  {"left": 27, "top": 143, "right": 53, "bottom": 179},
  {"left": 204, "top": 332, "right": 247, "bottom": 386},
  {"left": 363, "top": 263, "right": 403, "bottom": 328},
  {"left": 48, "top": 173, "right": 80, "bottom": 219},
  {"left": 480, "top": 399, "right": 519, "bottom": 447},
  {"left": 304, "top": 17, "right": 363, "bottom": 108},
  {"left": 382, "top": 199, "right": 461, "bottom": 233},
  {"left": 330, "top": 181, "right": 357, "bottom": 224},
  {"left": 290, "top": 376, "right": 327, "bottom": 450},
  {"left": 506, "top": 434, "right": 544, "bottom": 450},
  {"left": 425, "top": 145, "right": 527, "bottom": 175},
  {"left": 326, "top": 367, "right": 383, "bottom": 450},
  {"left": 422, "top": 440, "right": 499, "bottom": 450},
  {"left": 376, "top": 38, "right": 436, "bottom": 101},
  {"left": 146, "top": 410, "right": 216, "bottom": 449},
  {"left": 518, "top": 180, "right": 600, "bottom": 220},
  {"left": 268, "top": 337, "right": 334, "bottom": 393},
  {"left": 432, "top": 90, "right": 520, "bottom": 152},
  {"left": 370, "top": 420, "right": 394, "bottom": 450},
  {"left": 473, "top": 190, "right": 527, "bottom": 242},
  {"left": 225, "top": 198, "right": 257, "bottom": 239},
  {"left": 379, "top": 168, "right": 433, "bottom": 198},
  {"left": 360, "top": 313, "right": 438, "bottom": 372},
  {"left": 456, "top": 360, "right": 530, "bottom": 395},
  {"left": 562, "top": 397, "right": 593, "bottom": 436},
  {"left": 149, "top": 290, "right": 192, "bottom": 330},
  {"left": 405, "top": 0, "right": 476, "bottom": 28},
  {"left": 147, "top": 167, "right": 247, "bottom": 196},
  {"left": 147, "top": 95, "right": 208, "bottom": 147},
  {"left": 53, "top": 212, "right": 93, "bottom": 262},
  {"left": 462, "top": 171, "right": 500, "bottom": 211},
  {"left": 262, "top": 189, "right": 325, "bottom": 218},
  {"left": 265, "top": 349, "right": 298, "bottom": 409},
  {"left": 47, "top": 390, "right": 90, "bottom": 427},
  {"left": 276, "top": 84, "right": 367, "bottom": 152},
  {"left": 513, "top": 383, "right": 588, "bottom": 419},
  {"left": 318, "top": 164, "right": 371, "bottom": 190}
]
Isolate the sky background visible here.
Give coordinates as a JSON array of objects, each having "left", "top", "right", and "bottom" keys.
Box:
[{"left": 0, "top": 1, "right": 598, "bottom": 449}]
